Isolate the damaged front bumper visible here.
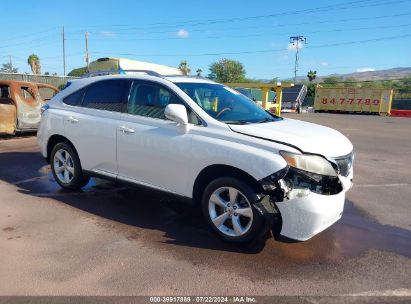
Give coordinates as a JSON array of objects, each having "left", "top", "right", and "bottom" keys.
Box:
[
  {"left": 259, "top": 165, "right": 353, "bottom": 241},
  {"left": 276, "top": 186, "right": 346, "bottom": 241}
]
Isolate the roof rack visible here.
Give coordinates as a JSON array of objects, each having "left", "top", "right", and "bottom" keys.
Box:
[{"left": 81, "top": 69, "right": 163, "bottom": 78}]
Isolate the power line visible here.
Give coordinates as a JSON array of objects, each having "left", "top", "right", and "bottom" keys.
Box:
[
  {"left": 90, "top": 33, "right": 411, "bottom": 57},
  {"left": 3, "top": 8, "right": 410, "bottom": 48},
  {"left": 76, "top": 23, "right": 411, "bottom": 42},
  {"left": 140, "top": 12, "right": 411, "bottom": 36},
  {"left": 65, "top": 0, "right": 410, "bottom": 32}
]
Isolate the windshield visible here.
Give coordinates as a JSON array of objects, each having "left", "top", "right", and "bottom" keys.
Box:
[{"left": 175, "top": 82, "right": 281, "bottom": 124}]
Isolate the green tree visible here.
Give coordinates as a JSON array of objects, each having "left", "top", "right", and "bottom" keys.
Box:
[
  {"left": 68, "top": 67, "right": 88, "bottom": 77},
  {"left": 342, "top": 77, "right": 358, "bottom": 87},
  {"left": 27, "top": 54, "right": 41, "bottom": 74},
  {"left": 196, "top": 68, "right": 202, "bottom": 76},
  {"left": 208, "top": 59, "right": 246, "bottom": 83},
  {"left": 178, "top": 60, "right": 191, "bottom": 75},
  {"left": 322, "top": 76, "right": 342, "bottom": 86},
  {"left": 307, "top": 70, "right": 317, "bottom": 82},
  {"left": 0, "top": 62, "right": 18, "bottom": 73},
  {"left": 268, "top": 77, "right": 279, "bottom": 84}
]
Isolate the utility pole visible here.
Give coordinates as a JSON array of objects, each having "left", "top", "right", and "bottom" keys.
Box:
[
  {"left": 85, "top": 31, "right": 90, "bottom": 70},
  {"left": 62, "top": 26, "right": 66, "bottom": 76},
  {"left": 289, "top": 35, "right": 306, "bottom": 84},
  {"left": 9, "top": 55, "right": 12, "bottom": 71}
]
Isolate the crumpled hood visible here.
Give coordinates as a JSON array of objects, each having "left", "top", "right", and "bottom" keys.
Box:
[{"left": 229, "top": 118, "right": 353, "bottom": 158}]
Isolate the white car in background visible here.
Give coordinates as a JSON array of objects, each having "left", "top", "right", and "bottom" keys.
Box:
[{"left": 37, "top": 72, "right": 353, "bottom": 244}]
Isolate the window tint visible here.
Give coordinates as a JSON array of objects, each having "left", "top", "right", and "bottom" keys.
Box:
[
  {"left": 127, "top": 82, "right": 183, "bottom": 119},
  {"left": 63, "top": 87, "right": 86, "bottom": 106},
  {"left": 82, "top": 80, "right": 128, "bottom": 112}
]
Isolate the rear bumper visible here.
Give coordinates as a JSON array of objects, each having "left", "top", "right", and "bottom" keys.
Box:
[{"left": 276, "top": 188, "right": 346, "bottom": 241}]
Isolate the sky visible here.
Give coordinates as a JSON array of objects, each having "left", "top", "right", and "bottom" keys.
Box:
[{"left": 1, "top": 0, "right": 411, "bottom": 79}]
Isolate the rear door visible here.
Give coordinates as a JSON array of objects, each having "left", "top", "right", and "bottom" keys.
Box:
[
  {"left": 63, "top": 79, "right": 131, "bottom": 175},
  {"left": 15, "top": 85, "right": 42, "bottom": 129}
]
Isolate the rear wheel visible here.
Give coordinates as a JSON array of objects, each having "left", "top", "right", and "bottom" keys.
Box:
[
  {"left": 201, "top": 177, "right": 266, "bottom": 244},
  {"left": 50, "top": 142, "right": 90, "bottom": 190}
]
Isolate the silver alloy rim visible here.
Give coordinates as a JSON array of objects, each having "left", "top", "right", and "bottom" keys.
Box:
[
  {"left": 53, "top": 149, "right": 75, "bottom": 184},
  {"left": 208, "top": 186, "right": 253, "bottom": 237}
]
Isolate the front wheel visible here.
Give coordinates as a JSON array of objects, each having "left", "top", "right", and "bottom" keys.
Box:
[
  {"left": 201, "top": 177, "right": 266, "bottom": 244},
  {"left": 50, "top": 142, "right": 90, "bottom": 190}
]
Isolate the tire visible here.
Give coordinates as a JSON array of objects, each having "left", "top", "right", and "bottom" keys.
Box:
[
  {"left": 50, "top": 142, "right": 90, "bottom": 190},
  {"left": 201, "top": 177, "right": 266, "bottom": 244}
]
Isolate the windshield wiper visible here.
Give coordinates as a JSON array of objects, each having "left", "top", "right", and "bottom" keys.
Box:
[
  {"left": 256, "top": 117, "right": 276, "bottom": 123},
  {"left": 224, "top": 120, "right": 251, "bottom": 125}
]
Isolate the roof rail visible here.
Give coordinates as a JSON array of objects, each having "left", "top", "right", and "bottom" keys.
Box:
[
  {"left": 81, "top": 69, "right": 163, "bottom": 78},
  {"left": 164, "top": 74, "right": 210, "bottom": 80}
]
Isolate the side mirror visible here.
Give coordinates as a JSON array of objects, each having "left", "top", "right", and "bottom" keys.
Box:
[{"left": 165, "top": 104, "right": 188, "bottom": 125}]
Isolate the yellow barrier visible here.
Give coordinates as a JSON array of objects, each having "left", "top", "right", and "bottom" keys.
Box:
[
  {"left": 314, "top": 87, "right": 393, "bottom": 115},
  {"left": 223, "top": 83, "right": 293, "bottom": 116}
]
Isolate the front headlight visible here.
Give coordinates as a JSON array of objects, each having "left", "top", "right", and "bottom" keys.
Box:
[{"left": 280, "top": 151, "right": 337, "bottom": 177}]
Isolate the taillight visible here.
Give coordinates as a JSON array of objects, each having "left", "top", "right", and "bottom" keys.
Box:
[{"left": 40, "top": 104, "right": 50, "bottom": 115}]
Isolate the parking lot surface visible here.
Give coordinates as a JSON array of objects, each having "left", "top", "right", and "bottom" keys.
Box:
[{"left": 0, "top": 113, "right": 410, "bottom": 296}]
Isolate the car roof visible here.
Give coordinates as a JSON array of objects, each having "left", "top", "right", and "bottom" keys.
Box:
[{"left": 70, "top": 74, "right": 218, "bottom": 86}]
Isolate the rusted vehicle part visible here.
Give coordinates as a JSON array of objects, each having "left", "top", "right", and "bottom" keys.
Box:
[
  {"left": 0, "top": 104, "right": 16, "bottom": 134},
  {"left": 37, "top": 83, "right": 59, "bottom": 101},
  {"left": 0, "top": 80, "right": 59, "bottom": 135}
]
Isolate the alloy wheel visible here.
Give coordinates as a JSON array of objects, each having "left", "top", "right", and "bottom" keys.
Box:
[
  {"left": 53, "top": 149, "right": 75, "bottom": 184},
  {"left": 208, "top": 186, "right": 254, "bottom": 237}
]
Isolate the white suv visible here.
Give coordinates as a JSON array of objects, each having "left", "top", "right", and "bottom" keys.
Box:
[{"left": 37, "top": 73, "right": 354, "bottom": 243}]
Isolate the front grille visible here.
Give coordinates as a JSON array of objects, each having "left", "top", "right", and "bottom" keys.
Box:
[{"left": 333, "top": 153, "right": 354, "bottom": 177}]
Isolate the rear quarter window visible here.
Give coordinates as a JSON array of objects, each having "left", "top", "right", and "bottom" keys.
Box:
[{"left": 63, "top": 87, "right": 86, "bottom": 106}]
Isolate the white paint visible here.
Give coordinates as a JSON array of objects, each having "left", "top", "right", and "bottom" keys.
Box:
[
  {"left": 38, "top": 74, "right": 355, "bottom": 241},
  {"left": 355, "top": 183, "right": 410, "bottom": 188}
]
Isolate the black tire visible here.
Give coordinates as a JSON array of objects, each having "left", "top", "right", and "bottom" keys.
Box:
[
  {"left": 201, "top": 177, "right": 266, "bottom": 244},
  {"left": 50, "top": 142, "right": 90, "bottom": 190}
]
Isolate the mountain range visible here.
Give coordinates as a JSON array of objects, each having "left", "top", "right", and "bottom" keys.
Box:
[{"left": 295, "top": 67, "right": 411, "bottom": 82}]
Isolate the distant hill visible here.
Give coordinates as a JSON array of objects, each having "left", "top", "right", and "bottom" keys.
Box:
[{"left": 295, "top": 67, "right": 411, "bottom": 82}]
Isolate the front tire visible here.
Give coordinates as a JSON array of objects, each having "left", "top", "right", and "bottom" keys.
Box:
[
  {"left": 201, "top": 177, "right": 266, "bottom": 244},
  {"left": 50, "top": 142, "right": 90, "bottom": 190}
]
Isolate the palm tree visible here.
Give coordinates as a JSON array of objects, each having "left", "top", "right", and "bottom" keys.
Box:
[
  {"left": 27, "top": 54, "right": 41, "bottom": 74},
  {"left": 307, "top": 70, "right": 317, "bottom": 82},
  {"left": 196, "top": 68, "right": 202, "bottom": 76},
  {"left": 178, "top": 60, "right": 191, "bottom": 75}
]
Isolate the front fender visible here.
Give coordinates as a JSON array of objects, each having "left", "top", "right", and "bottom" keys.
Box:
[{"left": 185, "top": 133, "right": 288, "bottom": 197}]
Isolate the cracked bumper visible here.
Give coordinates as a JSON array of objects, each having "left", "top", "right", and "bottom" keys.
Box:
[
  {"left": 276, "top": 183, "right": 347, "bottom": 241},
  {"left": 276, "top": 191, "right": 345, "bottom": 241}
]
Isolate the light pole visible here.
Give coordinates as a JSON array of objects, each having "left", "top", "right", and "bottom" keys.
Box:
[{"left": 289, "top": 35, "right": 306, "bottom": 84}]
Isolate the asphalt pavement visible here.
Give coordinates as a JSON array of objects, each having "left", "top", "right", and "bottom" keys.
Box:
[{"left": 0, "top": 113, "right": 410, "bottom": 296}]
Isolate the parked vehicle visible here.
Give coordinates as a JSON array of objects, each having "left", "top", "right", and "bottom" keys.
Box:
[
  {"left": 37, "top": 72, "right": 354, "bottom": 244},
  {"left": 88, "top": 57, "right": 183, "bottom": 76},
  {"left": 0, "top": 80, "right": 59, "bottom": 135}
]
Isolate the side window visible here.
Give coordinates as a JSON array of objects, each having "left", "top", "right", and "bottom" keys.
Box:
[
  {"left": 0, "top": 85, "right": 10, "bottom": 99},
  {"left": 127, "top": 82, "right": 183, "bottom": 119},
  {"left": 20, "top": 87, "right": 35, "bottom": 101},
  {"left": 63, "top": 88, "right": 86, "bottom": 106},
  {"left": 82, "top": 80, "right": 128, "bottom": 112}
]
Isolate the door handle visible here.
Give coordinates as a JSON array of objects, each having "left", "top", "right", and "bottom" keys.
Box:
[
  {"left": 67, "top": 116, "right": 79, "bottom": 123},
  {"left": 119, "top": 126, "right": 135, "bottom": 134}
]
